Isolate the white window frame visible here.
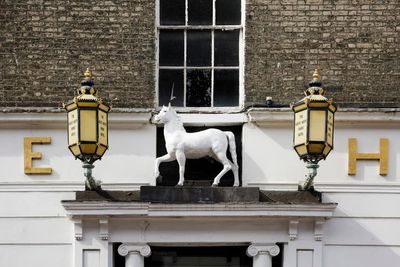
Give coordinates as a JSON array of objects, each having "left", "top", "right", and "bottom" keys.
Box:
[{"left": 155, "top": 0, "right": 246, "bottom": 111}]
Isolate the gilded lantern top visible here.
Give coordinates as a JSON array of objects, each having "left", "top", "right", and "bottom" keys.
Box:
[
  {"left": 302, "top": 69, "right": 328, "bottom": 102},
  {"left": 76, "top": 68, "right": 100, "bottom": 102},
  {"left": 64, "top": 68, "right": 112, "bottom": 112}
]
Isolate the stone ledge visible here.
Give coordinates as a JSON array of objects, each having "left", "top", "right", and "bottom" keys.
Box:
[
  {"left": 140, "top": 186, "right": 260, "bottom": 203},
  {"left": 72, "top": 187, "right": 321, "bottom": 204}
]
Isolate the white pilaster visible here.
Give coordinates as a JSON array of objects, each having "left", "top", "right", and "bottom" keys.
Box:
[
  {"left": 246, "top": 244, "right": 280, "bottom": 267},
  {"left": 118, "top": 243, "right": 152, "bottom": 267}
]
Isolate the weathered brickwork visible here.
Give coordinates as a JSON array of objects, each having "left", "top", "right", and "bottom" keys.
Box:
[
  {"left": 0, "top": 0, "right": 155, "bottom": 108},
  {"left": 246, "top": 0, "right": 400, "bottom": 107},
  {"left": 0, "top": 0, "right": 399, "bottom": 109}
]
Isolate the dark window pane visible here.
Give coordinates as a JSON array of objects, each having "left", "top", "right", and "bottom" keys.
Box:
[
  {"left": 159, "top": 69, "right": 184, "bottom": 106},
  {"left": 216, "top": 0, "right": 241, "bottom": 25},
  {"left": 186, "top": 69, "right": 211, "bottom": 107},
  {"left": 188, "top": 0, "right": 212, "bottom": 25},
  {"left": 214, "top": 70, "right": 239, "bottom": 106},
  {"left": 214, "top": 30, "right": 239, "bottom": 66},
  {"left": 159, "top": 30, "right": 184, "bottom": 66},
  {"left": 160, "top": 0, "right": 185, "bottom": 25},
  {"left": 187, "top": 30, "right": 211, "bottom": 67}
]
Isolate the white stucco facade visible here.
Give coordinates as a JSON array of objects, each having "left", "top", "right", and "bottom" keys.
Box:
[{"left": 1, "top": 109, "right": 399, "bottom": 267}]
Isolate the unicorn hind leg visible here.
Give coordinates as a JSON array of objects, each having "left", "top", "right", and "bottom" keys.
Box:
[
  {"left": 212, "top": 152, "right": 232, "bottom": 186},
  {"left": 231, "top": 161, "right": 239, "bottom": 186}
]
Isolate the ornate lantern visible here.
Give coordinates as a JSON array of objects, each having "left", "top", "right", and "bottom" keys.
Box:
[
  {"left": 64, "top": 69, "right": 111, "bottom": 190},
  {"left": 291, "top": 70, "right": 337, "bottom": 190}
]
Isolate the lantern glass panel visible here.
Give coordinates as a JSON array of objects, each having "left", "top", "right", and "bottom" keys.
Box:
[
  {"left": 68, "top": 109, "right": 79, "bottom": 146},
  {"left": 308, "top": 143, "right": 325, "bottom": 154},
  {"left": 98, "top": 110, "right": 108, "bottom": 146},
  {"left": 309, "top": 110, "right": 326, "bottom": 142},
  {"left": 294, "top": 109, "right": 308, "bottom": 146},
  {"left": 327, "top": 110, "right": 334, "bottom": 146},
  {"left": 80, "top": 144, "right": 97, "bottom": 155},
  {"left": 79, "top": 109, "right": 97, "bottom": 142},
  {"left": 323, "top": 145, "right": 332, "bottom": 157},
  {"left": 96, "top": 145, "right": 107, "bottom": 157},
  {"left": 70, "top": 144, "right": 81, "bottom": 157},
  {"left": 295, "top": 145, "right": 307, "bottom": 157}
]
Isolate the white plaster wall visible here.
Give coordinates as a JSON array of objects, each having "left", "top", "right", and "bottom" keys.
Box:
[
  {"left": 1, "top": 112, "right": 400, "bottom": 267},
  {"left": 324, "top": 246, "right": 400, "bottom": 267},
  {"left": 0, "top": 245, "right": 72, "bottom": 267},
  {"left": 0, "top": 125, "right": 156, "bottom": 186},
  {"left": 242, "top": 123, "right": 400, "bottom": 187}
]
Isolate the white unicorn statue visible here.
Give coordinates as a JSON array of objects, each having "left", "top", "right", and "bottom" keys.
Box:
[{"left": 153, "top": 104, "right": 239, "bottom": 187}]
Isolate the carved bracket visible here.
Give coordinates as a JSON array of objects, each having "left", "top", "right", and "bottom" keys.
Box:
[
  {"left": 314, "top": 220, "right": 324, "bottom": 241},
  {"left": 246, "top": 244, "right": 280, "bottom": 257},
  {"left": 99, "top": 218, "right": 109, "bottom": 240},
  {"left": 73, "top": 219, "right": 83, "bottom": 240},
  {"left": 289, "top": 220, "right": 299, "bottom": 241},
  {"left": 118, "top": 243, "right": 152, "bottom": 257}
]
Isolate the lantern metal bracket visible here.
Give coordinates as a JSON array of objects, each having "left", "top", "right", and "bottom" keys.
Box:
[
  {"left": 301, "top": 162, "right": 319, "bottom": 191},
  {"left": 83, "top": 161, "right": 101, "bottom": 191}
]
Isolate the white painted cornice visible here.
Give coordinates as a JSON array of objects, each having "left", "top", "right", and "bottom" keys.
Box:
[
  {"left": 0, "top": 112, "right": 151, "bottom": 129},
  {"left": 3, "top": 181, "right": 400, "bottom": 193},
  {"left": 315, "top": 182, "right": 400, "bottom": 193},
  {"left": 247, "top": 108, "right": 400, "bottom": 128},
  {"left": 0, "top": 181, "right": 84, "bottom": 192},
  {"left": 1, "top": 108, "right": 399, "bottom": 129},
  {"left": 62, "top": 202, "right": 337, "bottom": 218}
]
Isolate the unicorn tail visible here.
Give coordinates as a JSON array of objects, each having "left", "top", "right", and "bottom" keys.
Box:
[{"left": 224, "top": 131, "right": 238, "bottom": 167}]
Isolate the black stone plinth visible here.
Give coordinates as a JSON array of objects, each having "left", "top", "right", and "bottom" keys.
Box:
[{"left": 140, "top": 186, "right": 260, "bottom": 203}]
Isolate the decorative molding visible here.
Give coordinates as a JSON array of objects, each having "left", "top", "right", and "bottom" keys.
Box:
[
  {"left": 63, "top": 202, "right": 337, "bottom": 218},
  {"left": 0, "top": 112, "right": 151, "bottom": 129},
  {"left": 246, "top": 182, "right": 299, "bottom": 191},
  {"left": 118, "top": 243, "right": 152, "bottom": 257},
  {"left": 0, "top": 182, "right": 84, "bottom": 192},
  {"left": 314, "top": 182, "right": 400, "bottom": 193},
  {"left": 288, "top": 220, "right": 299, "bottom": 241},
  {"left": 247, "top": 108, "right": 400, "bottom": 128},
  {"left": 3, "top": 108, "right": 400, "bottom": 129},
  {"left": 99, "top": 218, "right": 109, "bottom": 240},
  {"left": 314, "top": 220, "right": 324, "bottom": 241},
  {"left": 73, "top": 219, "right": 83, "bottom": 240},
  {"left": 246, "top": 244, "right": 280, "bottom": 257},
  {"left": 3, "top": 181, "right": 400, "bottom": 193}
]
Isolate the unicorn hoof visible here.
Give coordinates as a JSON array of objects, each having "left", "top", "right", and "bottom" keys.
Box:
[
  {"left": 233, "top": 182, "right": 239, "bottom": 187},
  {"left": 156, "top": 175, "right": 163, "bottom": 185},
  {"left": 211, "top": 183, "right": 218, "bottom": 187},
  {"left": 175, "top": 183, "right": 183, "bottom": 187}
]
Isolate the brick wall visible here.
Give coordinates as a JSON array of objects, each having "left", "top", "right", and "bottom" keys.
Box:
[
  {"left": 245, "top": 0, "right": 400, "bottom": 108},
  {"left": 0, "top": 0, "right": 399, "bottom": 109},
  {"left": 0, "top": 0, "right": 155, "bottom": 108}
]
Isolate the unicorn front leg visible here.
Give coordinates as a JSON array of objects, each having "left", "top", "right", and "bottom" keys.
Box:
[
  {"left": 175, "top": 150, "right": 186, "bottom": 186},
  {"left": 154, "top": 153, "right": 175, "bottom": 184}
]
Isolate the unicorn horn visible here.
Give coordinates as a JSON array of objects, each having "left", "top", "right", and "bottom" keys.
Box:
[{"left": 169, "top": 83, "right": 176, "bottom": 107}]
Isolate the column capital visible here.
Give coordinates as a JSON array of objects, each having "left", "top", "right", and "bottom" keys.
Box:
[
  {"left": 118, "top": 243, "right": 152, "bottom": 257},
  {"left": 247, "top": 244, "right": 280, "bottom": 257}
]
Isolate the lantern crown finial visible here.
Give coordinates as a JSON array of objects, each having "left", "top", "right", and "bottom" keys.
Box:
[
  {"left": 306, "top": 69, "right": 324, "bottom": 97},
  {"left": 312, "top": 69, "right": 319, "bottom": 81},
  {"left": 78, "top": 68, "right": 97, "bottom": 97},
  {"left": 84, "top": 68, "right": 92, "bottom": 80}
]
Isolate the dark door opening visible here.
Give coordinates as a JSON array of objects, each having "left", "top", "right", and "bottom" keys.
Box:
[
  {"left": 114, "top": 244, "right": 283, "bottom": 267},
  {"left": 145, "top": 246, "right": 252, "bottom": 267}
]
